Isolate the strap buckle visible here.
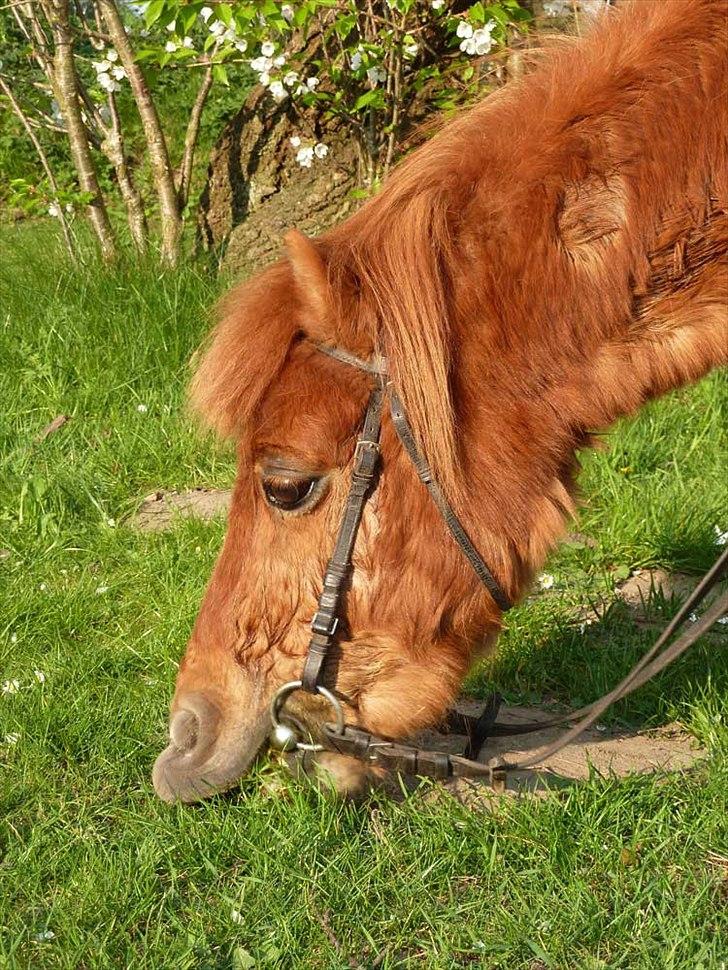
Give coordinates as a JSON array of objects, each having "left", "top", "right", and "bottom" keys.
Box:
[
  {"left": 353, "top": 439, "right": 380, "bottom": 478},
  {"left": 310, "top": 611, "right": 339, "bottom": 637}
]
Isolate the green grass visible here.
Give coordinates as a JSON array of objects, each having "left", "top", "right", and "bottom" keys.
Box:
[{"left": 1, "top": 225, "right": 726, "bottom": 969}]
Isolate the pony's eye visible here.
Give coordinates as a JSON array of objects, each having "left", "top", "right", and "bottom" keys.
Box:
[{"left": 262, "top": 476, "right": 319, "bottom": 511}]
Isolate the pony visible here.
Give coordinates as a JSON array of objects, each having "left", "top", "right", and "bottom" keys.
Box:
[{"left": 153, "top": 0, "right": 727, "bottom": 802}]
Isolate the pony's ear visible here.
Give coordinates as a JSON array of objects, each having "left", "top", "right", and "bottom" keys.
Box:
[{"left": 284, "top": 229, "right": 332, "bottom": 338}]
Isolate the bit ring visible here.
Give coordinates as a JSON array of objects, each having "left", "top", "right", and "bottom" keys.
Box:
[{"left": 269, "top": 680, "right": 345, "bottom": 752}]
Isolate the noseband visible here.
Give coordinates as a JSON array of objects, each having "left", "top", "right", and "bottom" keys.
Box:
[{"left": 269, "top": 345, "right": 728, "bottom": 786}]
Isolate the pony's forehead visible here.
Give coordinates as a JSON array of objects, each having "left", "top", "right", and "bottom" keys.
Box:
[{"left": 249, "top": 339, "right": 371, "bottom": 467}]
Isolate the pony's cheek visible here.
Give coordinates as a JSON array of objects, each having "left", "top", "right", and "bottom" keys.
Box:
[{"left": 340, "top": 639, "right": 468, "bottom": 739}]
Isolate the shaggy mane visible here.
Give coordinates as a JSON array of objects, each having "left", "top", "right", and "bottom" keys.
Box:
[{"left": 190, "top": 262, "right": 298, "bottom": 439}]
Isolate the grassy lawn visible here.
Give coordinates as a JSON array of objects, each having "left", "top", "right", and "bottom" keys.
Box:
[{"left": 1, "top": 225, "right": 726, "bottom": 969}]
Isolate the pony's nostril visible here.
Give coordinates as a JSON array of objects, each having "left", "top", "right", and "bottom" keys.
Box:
[{"left": 170, "top": 709, "right": 199, "bottom": 752}]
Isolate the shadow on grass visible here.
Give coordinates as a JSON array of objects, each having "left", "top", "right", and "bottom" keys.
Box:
[{"left": 469, "top": 586, "right": 727, "bottom": 730}]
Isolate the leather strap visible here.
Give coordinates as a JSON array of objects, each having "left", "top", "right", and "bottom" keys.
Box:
[
  {"left": 320, "top": 547, "right": 727, "bottom": 781},
  {"left": 302, "top": 341, "right": 727, "bottom": 785},
  {"left": 316, "top": 342, "right": 512, "bottom": 612},
  {"left": 388, "top": 388, "right": 512, "bottom": 612},
  {"left": 301, "top": 384, "right": 384, "bottom": 691}
]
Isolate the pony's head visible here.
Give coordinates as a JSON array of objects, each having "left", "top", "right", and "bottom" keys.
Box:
[{"left": 151, "top": 219, "right": 521, "bottom": 802}]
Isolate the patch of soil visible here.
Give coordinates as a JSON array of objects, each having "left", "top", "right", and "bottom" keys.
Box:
[
  {"left": 417, "top": 698, "right": 705, "bottom": 805},
  {"left": 130, "top": 488, "right": 232, "bottom": 532},
  {"left": 617, "top": 568, "right": 704, "bottom": 609}
]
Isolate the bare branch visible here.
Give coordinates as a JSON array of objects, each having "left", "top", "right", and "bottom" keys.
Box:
[
  {"left": 0, "top": 73, "right": 78, "bottom": 261},
  {"left": 175, "top": 60, "right": 214, "bottom": 208}
]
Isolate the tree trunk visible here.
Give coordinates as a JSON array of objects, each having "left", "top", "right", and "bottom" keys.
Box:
[
  {"left": 104, "top": 96, "right": 149, "bottom": 255},
  {"left": 46, "top": 0, "right": 116, "bottom": 261},
  {"left": 97, "top": 0, "right": 182, "bottom": 266}
]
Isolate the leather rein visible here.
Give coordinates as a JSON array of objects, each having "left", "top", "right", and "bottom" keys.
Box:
[{"left": 269, "top": 345, "right": 728, "bottom": 789}]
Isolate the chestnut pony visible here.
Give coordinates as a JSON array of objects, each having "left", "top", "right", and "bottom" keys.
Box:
[{"left": 153, "top": 0, "right": 727, "bottom": 802}]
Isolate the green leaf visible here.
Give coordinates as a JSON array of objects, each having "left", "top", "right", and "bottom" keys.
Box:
[
  {"left": 135, "top": 48, "right": 162, "bottom": 63},
  {"left": 217, "top": 4, "right": 233, "bottom": 26},
  {"left": 143, "top": 0, "right": 166, "bottom": 28},
  {"left": 353, "top": 88, "right": 384, "bottom": 111},
  {"left": 468, "top": 1, "right": 486, "bottom": 25},
  {"left": 232, "top": 949, "right": 256, "bottom": 970},
  {"left": 212, "top": 64, "right": 229, "bottom": 87}
]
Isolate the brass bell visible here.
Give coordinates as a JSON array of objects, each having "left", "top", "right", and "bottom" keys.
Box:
[{"left": 269, "top": 722, "right": 299, "bottom": 752}]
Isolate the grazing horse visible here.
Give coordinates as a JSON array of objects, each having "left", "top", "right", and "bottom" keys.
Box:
[{"left": 153, "top": 0, "right": 727, "bottom": 803}]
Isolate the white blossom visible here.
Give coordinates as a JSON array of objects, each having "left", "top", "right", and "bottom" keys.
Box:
[
  {"left": 231, "top": 910, "right": 244, "bottom": 925},
  {"left": 350, "top": 50, "right": 362, "bottom": 71},
  {"left": 295, "top": 146, "right": 314, "bottom": 168},
  {"left": 166, "top": 19, "right": 176, "bottom": 32},
  {"left": 106, "top": 49, "right": 119, "bottom": 63},
  {"left": 689, "top": 612, "right": 698, "bottom": 623},
  {"left": 136, "top": 403, "right": 148, "bottom": 413},
  {"left": 714, "top": 525, "right": 728, "bottom": 546},
  {"left": 581, "top": 0, "right": 609, "bottom": 16},
  {"left": 404, "top": 42, "right": 418, "bottom": 58},
  {"left": 274, "top": 54, "right": 286, "bottom": 67},
  {"left": 306, "top": 76, "right": 320, "bottom": 90},
  {"left": 283, "top": 71, "right": 299, "bottom": 87},
  {"left": 258, "top": 72, "right": 271, "bottom": 87},
  {"left": 289, "top": 135, "right": 301, "bottom": 148},
  {"left": 366, "top": 65, "right": 387, "bottom": 86},
  {"left": 261, "top": 41, "right": 275, "bottom": 57},
  {"left": 235, "top": 40, "right": 248, "bottom": 53},
  {"left": 48, "top": 202, "right": 62, "bottom": 219},
  {"left": 98, "top": 73, "right": 121, "bottom": 93},
  {"left": 3, "top": 733, "right": 20, "bottom": 745},
  {"left": 209, "top": 19, "right": 226, "bottom": 37},
  {"left": 2, "top": 679, "right": 20, "bottom": 695},
  {"left": 92, "top": 59, "right": 111, "bottom": 73},
  {"left": 182, "top": 36, "right": 194, "bottom": 49},
  {"left": 111, "top": 65, "right": 127, "bottom": 81},
  {"left": 95, "top": 585, "right": 109, "bottom": 595},
  {"left": 250, "top": 55, "right": 273, "bottom": 73},
  {"left": 34, "top": 930, "right": 55, "bottom": 942},
  {"left": 39, "top": 583, "right": 47, "bottom": 592},
  {"left": 34, "top": 669, "right": 46, "bottom": 684},
  {"left": 538, "top": 573, "right": 555, "bottom": 590},
  {"left": 281, "top": 4, "right": 294, "bottom": 22},
  {"left": 456, "top": 20, "right": 473, "bottom": 39},
  {"left": 65, "top": 203, "right": 74, "bottom": 214},
  {"left": 718, "top": 616, "right": 728, "bottom": 626},
  {"left": 10, "top": 634, "right": 17, "bottom": 644},
  {"left": 200, "top": 6, "right": 213, "bottom": 22},
  {"left": 314, "top": 142, "right": 328, "bottom": 159},
  {"left": 431, "top": 0, "right": 445, "bottom": 9},
  {"left": 460, "top": 23, "right": 495, "bottom": 56},
  {"left": 106, "top": 517, "right": 116, "bottom": 528},
  {"left": 269, "top": 80, "right": 287, "bottom": 101},
  {"left": 165, "top": 40, "right": 178, "bottom": 53}
]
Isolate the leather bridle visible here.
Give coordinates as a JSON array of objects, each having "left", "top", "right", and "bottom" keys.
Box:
[{"left": 269, "top": 345, "right": 728, "bottom": 788}]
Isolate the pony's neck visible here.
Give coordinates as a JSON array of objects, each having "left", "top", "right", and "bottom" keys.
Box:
[{"left": 444, "top": 0, "right": 727, "bottom": 595}]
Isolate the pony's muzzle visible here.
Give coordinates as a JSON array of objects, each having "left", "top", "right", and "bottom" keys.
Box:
[{"left": 152, "top": 690, "right": 269, "bottom": 803}]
